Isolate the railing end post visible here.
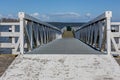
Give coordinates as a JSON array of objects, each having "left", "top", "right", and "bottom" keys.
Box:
[
  {"left": 105, "top": 11, "right": 112, "bottom": 18},
  {"left": 18, "top": 12, "right": 25, "bottom": 19}
]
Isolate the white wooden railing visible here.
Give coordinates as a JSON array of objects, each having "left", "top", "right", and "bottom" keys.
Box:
[
  {"left": 0, "top": 12, "right": 62, "bottom": 54},
  {"left": 111, "top": 22, "right": 120, "bottom": 54},
  {"left": 0, "top": 22, "right": 20, "bottom": 54},
  {"left": 75, "top": 11, "right": 114, "bottom": 55}
]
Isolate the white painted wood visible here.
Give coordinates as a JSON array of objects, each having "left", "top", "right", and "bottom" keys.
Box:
[
  {"left": 30, "top": 22, "right": 33, "bottom": 49},
  {"left": 90, "top": 25, "right": 94, "bottom": 45},
  {"left": 39, "top": 27, "right": 43, "bottom": 45},
  {"left": 98, "top": 22, "right": 103, "bottom": 49},
  {"left": 0, "top": 22, "right": 20, "bottom": 54},
  {"left": 110, "top": 22, "right": 120, "bottom": 54},
  {"left": 11, "top": 25, "right": 15, "bottom": 44},
  {"left": 0, "top": 22, "right": 19, "bottom": 25},
  {"left": 18, "top": 12, "right": 62, "bottom": 53},
  {"left": 93, "top": 24, "right": 98, "bottom": 47},
  {"left": 111, "top": 33, "right": 120, "bottom": 37},
  {"left": 36, "top": 24, "right": 40, "bottom": 46},
  {"left": 106, "top": 16, "right": 112, "bottom": 55},
  {"left": 119, "top": 25, "right": 120, "bottom": 49},
  {"left": 14, "top": 38, "right": 20, "bottom": 52},
  {"left": 0, "top": 12, "right": 61, "bottom": 54},
  {"left": 111, "top": 22, "right": 120, "bottom": 25},
  {"left": 111, "top": 35, "right": 119, "bottom": 52},
  {"left": 24, "top": 21, "right": 31, "bottom": 46},
  {"left": 11, "top": 25, "right": 15, "bottom": 53},
  {"left": 0, "top": 32, "right": 19, "bottom": 37},
  {"left": 43, "top": 26, "right": 46, "bottom": 44},
  {"left": 19, "top": 16, "right": 25, "bottom": 54},
  {"left": 0, "top": 43, "right": 14, "bottom": 48},
  {"left": 88, "top": 26, "right": 91, "bottom": 44}
]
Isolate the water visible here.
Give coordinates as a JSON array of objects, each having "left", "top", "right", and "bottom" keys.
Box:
[{"left": 48, "top": 22, "right": 85, "bottom": 29}]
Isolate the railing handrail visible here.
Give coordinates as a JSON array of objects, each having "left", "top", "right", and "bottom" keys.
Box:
[
  {"left": 18, "top": 12, "right": 61, "bottom": 32},
  {"left": 75, "top": 11, "right": 112, "bottom": 32},
  {"left": 74, "top": 11, "right": 112, "bottom": 55},
  {"left": 111, "top": 22, "right": 120, "bottom": 25},
  {"left": 0, "top": 12, "right": 62, "bottom": 54}
]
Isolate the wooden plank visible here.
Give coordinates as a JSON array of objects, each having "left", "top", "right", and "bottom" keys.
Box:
[
  {"left": 111, "top": 22, "right": 120, "bottom": 25},
  {"left": 0, "top": 43, "right": 14, "bottom": 48},
  {"left": 0, "top": 32, "right": 20, "bottom": 37},
  {"left": 111, "top": 32, "right": 120, "bottom": 37},
  {"left": 0, "top": 22, "right": 20, "bottom": 26},
  {"left": 111, "top": 35, "right": 119, "bottom": 52}
]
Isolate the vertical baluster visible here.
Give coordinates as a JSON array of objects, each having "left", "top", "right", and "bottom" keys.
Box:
[
  {"left": 106, "top": 12, "right": 112, "bottom": 55},
  {"left": 19, "top": 12, "right": 25, "bottom": 54},
  {"left": 11, "top": 25, "right": 15, "bottom": 53},
  {"left": 119, "top": 25, "right": 120, "bottom": 49}
]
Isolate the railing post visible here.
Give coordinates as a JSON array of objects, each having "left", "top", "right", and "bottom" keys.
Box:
[
  {"left": 43, "top": 26, "right": 46, "bottom": 44},
  {"left": 36, "top": 24, "right": 40, "bottom": 46},
  {"left": 119, "top": 25, "right": 120, "bottom": 49},
  {"left": 30, "top": 22, "right": 33, "bottom": 50},
  {"left": 11, "top": 25, "right": 15, "bottom": 54},
  {"left": 19, "top": 12, "right": 25, "bottom": 54},
  {"left": 40, "top": 26, "right": 43, "bottom": 45},
  {"left": 106, "top": 11, "right": 112, "bottom": 55}
]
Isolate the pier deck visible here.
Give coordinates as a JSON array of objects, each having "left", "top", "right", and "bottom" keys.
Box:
[
  {"left": 1, "top": 54, "right": 120, "bottom": 80},
  {"left": 28, "top": 38, "right": 102, "bottom": 54}
]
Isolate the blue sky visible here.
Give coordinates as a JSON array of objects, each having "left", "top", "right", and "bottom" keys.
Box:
[{"left": 0, "top": 0, "right": 120, "bottom": 22}]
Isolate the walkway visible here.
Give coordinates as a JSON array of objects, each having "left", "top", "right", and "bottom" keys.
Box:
[
  {"left": 28, "top": 38, "right": 102, "bottom": 54},
  {"left": 1, "top": 54, "right": 120, "bottom": 80}
]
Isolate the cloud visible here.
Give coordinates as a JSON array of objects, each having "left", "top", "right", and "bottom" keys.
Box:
[
  {"left": 85, "top": 13, "right": 91, "bottom": 18},
  {"left": 31, "top": 12, "right": 50, "bottom": 21},
  {"left": 0, "top": 12, "right": 93, "bottom": 22},
  {"left": 31, "top": 12, "right": 40, "bottom": 17},
  {"left": 40, "top": 14, "right": 50, "bottom": 21},
  {"left": 51, "top": 12, "right": 80, "bottom": 18},
  {"left": 30, "top": 12, "right": 92, "bottom": 22}
]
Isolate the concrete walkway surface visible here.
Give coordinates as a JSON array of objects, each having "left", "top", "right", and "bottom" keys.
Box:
[{"left": 1, "top": 54, "right": 120, "bottom": 80}]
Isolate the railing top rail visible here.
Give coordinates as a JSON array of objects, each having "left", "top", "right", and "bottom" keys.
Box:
[
  {"left": 18, "top": 12, "right": 61, "bottom": 32},
  {"left": 75, "top": 11, "right": 112, "bottom": 32},
  {"left": 0, "top": 22, "right": 20, "bottom": 25},
  {"left": 111, "top": 22, "right": 120, "bottom": 25}
]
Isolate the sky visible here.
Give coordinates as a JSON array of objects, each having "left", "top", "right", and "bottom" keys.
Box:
[{"left": 0, "top": 0, "right": 120, "bottom": 22}]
